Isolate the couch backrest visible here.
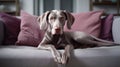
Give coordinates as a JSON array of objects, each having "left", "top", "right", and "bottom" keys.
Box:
[
  {"left": 112, "top": 17, "right": 120, "bottom": 43},
  {"left": 0, "top": 20, "right": 4, "bottom": 45}
]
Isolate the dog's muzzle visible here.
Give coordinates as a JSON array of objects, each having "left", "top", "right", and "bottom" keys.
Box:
[
  {"left": 52, "top": 27, "right": 63, "bottom": 35},
  {"left": 55, "top": 27, "right": 61, "bottom": 33}
]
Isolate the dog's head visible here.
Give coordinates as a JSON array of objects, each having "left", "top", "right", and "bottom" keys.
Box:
[{"left": 37, "top": 10, "right": 74, "bottom": 35}]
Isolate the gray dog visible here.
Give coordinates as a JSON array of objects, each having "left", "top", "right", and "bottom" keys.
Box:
[{"left": 37, "top": 10, "right": 118, "bottom": 64}]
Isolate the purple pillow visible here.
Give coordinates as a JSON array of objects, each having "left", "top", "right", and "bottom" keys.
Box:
[
  {"left": 99, "top": 14, "right": 114, "bottom": 41},
  {"left": 16, "top": 11, "right": 44, "bottom": 47},
  {"left": 0, "top": 13, "right": 21, "bottom": 45}
]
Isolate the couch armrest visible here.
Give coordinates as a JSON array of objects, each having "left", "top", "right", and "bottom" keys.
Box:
[{"left": 0, "top": 20, "right": 4, "bottom": 45}]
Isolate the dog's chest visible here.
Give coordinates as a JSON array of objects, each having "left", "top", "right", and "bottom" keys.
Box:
[{"left": 51, "top": 35, "right": 68, "bottom": 48}]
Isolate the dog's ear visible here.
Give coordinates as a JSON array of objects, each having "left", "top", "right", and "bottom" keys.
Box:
[
  {"left": 63, "top": 11, "right": 75, "bottom": 29},
  {"left": 37, "top": 11, "right": 50, "bottom": 31}
]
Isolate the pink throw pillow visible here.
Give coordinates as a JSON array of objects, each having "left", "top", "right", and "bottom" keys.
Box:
[
  {"left": 99, "top": 14, "right": 114, "bottom": 41},
  {"left": 16, "top": 11, "right": 44, "bottom": 47},
  {"left": 65, "top": 11, "right": 103, "bottom": 37}
]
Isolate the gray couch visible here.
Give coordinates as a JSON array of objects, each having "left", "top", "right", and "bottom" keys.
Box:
[{"left": 0, "top": 18, "right": 120, "bottom": 67}]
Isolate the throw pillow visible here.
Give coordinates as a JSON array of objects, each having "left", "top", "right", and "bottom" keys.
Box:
[
  {"left": 16, "top": 11, "right": 44, "bottom": 47},
  {"left": 65, "top": 10, "right": 103, "bottom": 37},
  {"left": 0, "top": 13, "right": 21, "bottom": 45},
  {"left": 99, "top": 14, "right": 114, "bottom": 41}
]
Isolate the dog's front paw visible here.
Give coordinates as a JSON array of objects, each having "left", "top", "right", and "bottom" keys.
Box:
[
  {"left": 61, "top": 52, "right": 70, "bottom": 64},
  {"left": 53, "top": 51, "right": 62, "bottom": 64}
]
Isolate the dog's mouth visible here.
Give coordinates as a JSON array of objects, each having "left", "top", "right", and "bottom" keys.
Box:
[
  {"left": 55, "top": 28, "right": 61, "bottom": 34},
  {"left": 52, "top": 28, "right": 63, "bottom": 35}
]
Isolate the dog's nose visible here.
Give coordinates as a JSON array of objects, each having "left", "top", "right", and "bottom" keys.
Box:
[{"left": 55, "top": 28, "right": 61, "bottom": 33}]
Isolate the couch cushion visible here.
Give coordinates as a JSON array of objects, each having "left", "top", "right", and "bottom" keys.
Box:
[
  {"left": 16, "top": 11, "right": 44, "bottom": 47},
  {"left": 65, "top": 10, "right": 103, "bottom": 37},
  {"left": 0, "top": 45, "right": 120, "bottom": 67},
  {"left": 0, "top": 13, "right": 21, "bottom": 45},
  {"left": 99, "top": 14, "right": 114, "bottom": 41}
]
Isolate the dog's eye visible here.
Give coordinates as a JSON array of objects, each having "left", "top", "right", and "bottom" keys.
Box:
[
  {"left": 60, "top": 17, "right": 65, "bottom": 20},
  {"left": 50, "top": 17, "right": 55, "bottom": 20}
]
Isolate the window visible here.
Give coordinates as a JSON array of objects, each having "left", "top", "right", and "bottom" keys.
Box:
[{"left": 34, "top": 0, "right": 74, "bottom": 15}]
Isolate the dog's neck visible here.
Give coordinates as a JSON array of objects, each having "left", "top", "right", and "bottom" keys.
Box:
[
  {"left": 52, "top": 34, "right": 62, "bottom": 43},
  {"left": 46, "top": 31, "right": 63, "bottom": 39},
  {"left": 46, "top": 31, "right": 65, "bottom": 42},
  {"left": 45, "top": 31, "right": 70, "bottom": 49}
]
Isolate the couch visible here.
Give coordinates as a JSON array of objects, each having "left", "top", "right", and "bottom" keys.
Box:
[{"left": 0, "top": 11, "right": 120, "bottom": 67}]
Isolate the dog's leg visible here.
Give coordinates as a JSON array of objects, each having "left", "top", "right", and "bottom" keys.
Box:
[
  {"left": 90, "top": 35, "right": 114, "bottom": 44},
  {"left": 74, "top": 33, "right": 119, "bottom": 47},
  {"left": 89, "top": 40, "right": 119, "bottom": 47},
  {"left": 89, "top": 35, "right": 120, "bottom": 46},
  {"left": 81, "top": 39, "right": 117, "bottom": 47},
  {"left": 38, "top": 36, "right": 63, "bottom": 63},
  {"left": 61, "top": 45, "right": 74, "bottom": 64},
  {"left": 38, "top": 45, "right": 62, "bottom": 64}
]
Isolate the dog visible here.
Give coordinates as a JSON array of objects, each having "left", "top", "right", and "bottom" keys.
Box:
[{"left": 37, "top": 10, "right": 118, "bottom": 64}]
